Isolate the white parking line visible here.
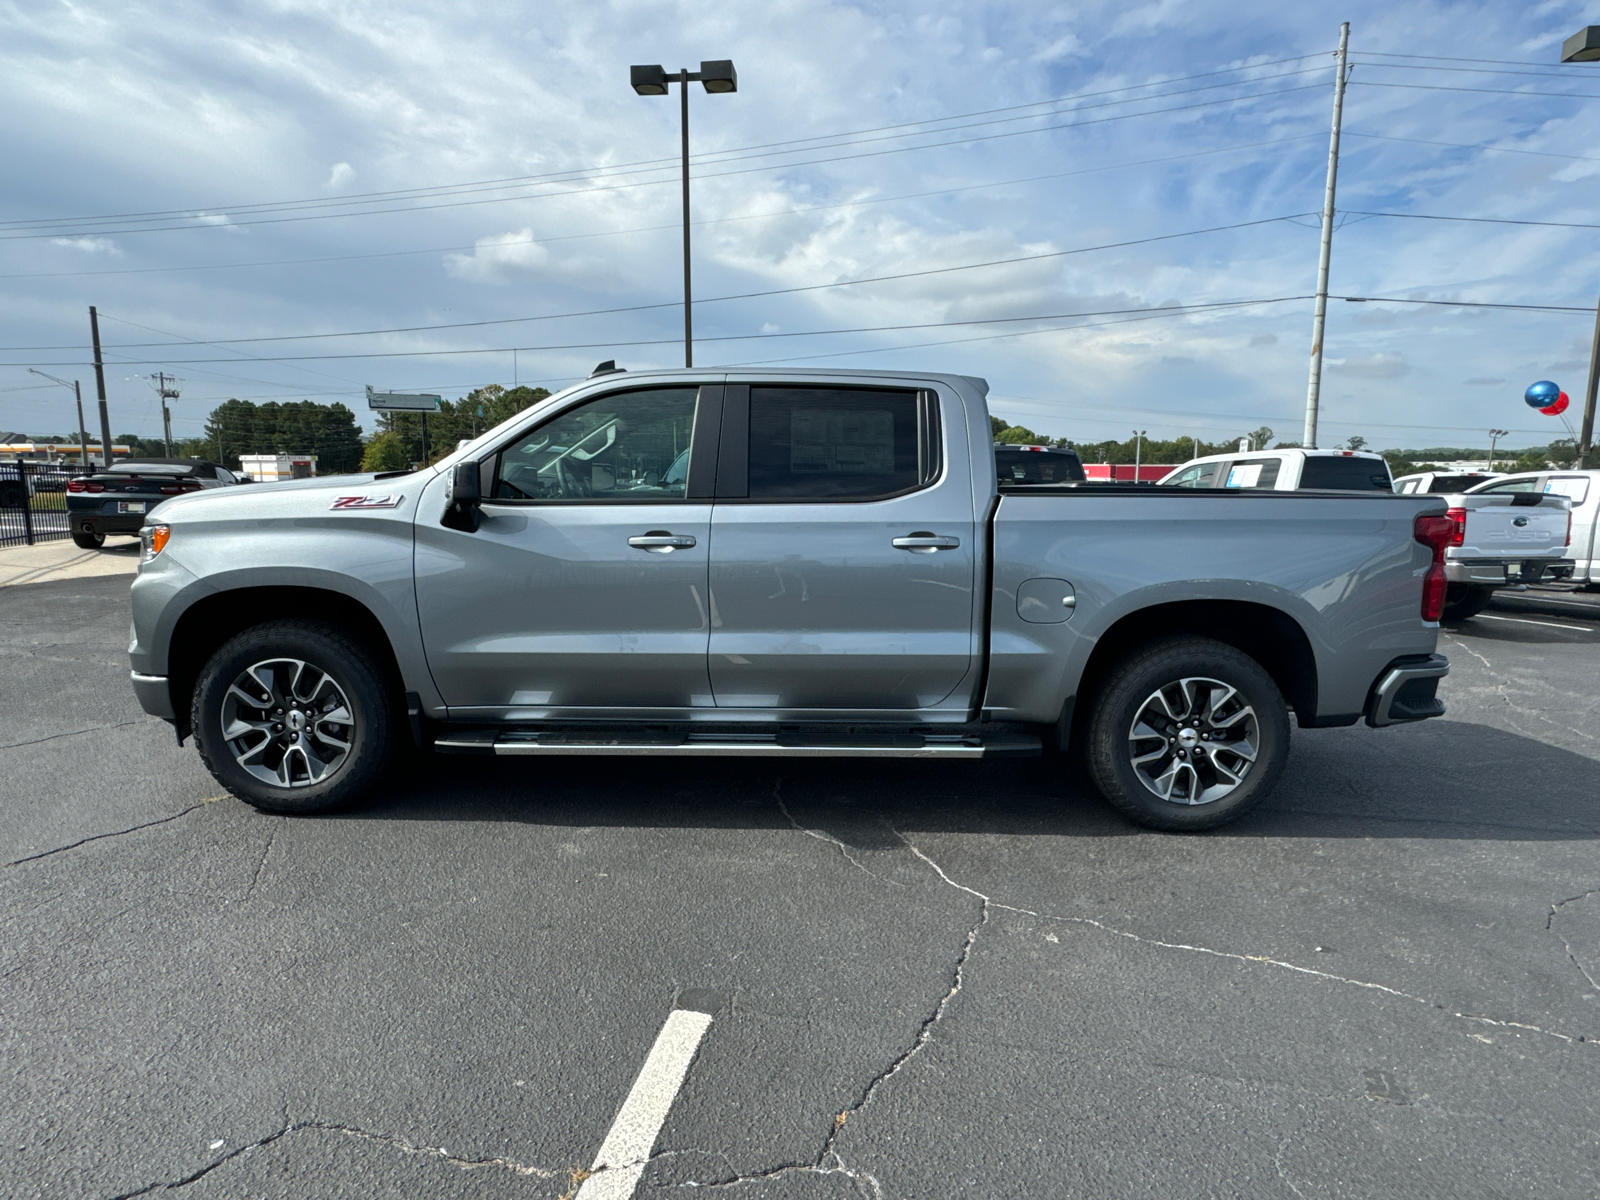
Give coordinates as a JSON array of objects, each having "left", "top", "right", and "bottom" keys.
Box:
[
  {"left": 1476, "top": 613, "right": 1595, "bottom": 633},
  {"left": 576, "top": 1006, "right": 714, "bottom": 1200}
]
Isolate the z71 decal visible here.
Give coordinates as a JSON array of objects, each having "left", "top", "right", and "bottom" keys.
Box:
[{"left": 329, "top": 494, "right": 403, "bottom": 510}]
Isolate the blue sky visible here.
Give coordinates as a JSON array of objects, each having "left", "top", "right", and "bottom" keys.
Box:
[{"left": 3, "top": 0, "right": 1600, "bottom": 452}]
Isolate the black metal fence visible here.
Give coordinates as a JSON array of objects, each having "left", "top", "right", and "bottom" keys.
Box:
[{"left": 0, "top": 460, "right": 85, "bottom": 548}]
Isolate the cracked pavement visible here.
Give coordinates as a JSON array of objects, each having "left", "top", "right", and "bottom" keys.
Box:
[{"left": 3, "top": 575, "right": 1599, "bottom": 1198}]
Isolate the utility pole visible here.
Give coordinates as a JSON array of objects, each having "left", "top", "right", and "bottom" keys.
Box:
[
  {"left": 1487, "top": 428, "right": 1508, "bottom": 472},
  {"left": 1303, "top": 22, "right": 1351, "bottom": 451},
  {"left": 89, "top": 306, "right": 114, "bottom": 469},
  {"left": 26, "top": 368, "right": 91, "bottom": 468},
  {"left": 150, "top": 372, "right": 180, "bottom": 456},
  {"left": 1133, "top": 429, "right": 1146, "bottom": 480}
]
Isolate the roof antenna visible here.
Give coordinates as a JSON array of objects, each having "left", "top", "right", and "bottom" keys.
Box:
[{"left": 589, "top": 360, "right": 626, "bottom": 378}]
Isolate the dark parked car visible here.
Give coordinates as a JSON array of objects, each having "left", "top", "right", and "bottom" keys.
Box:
[{"left": 66, "top": 459, "right": 240, "bottom": 549}]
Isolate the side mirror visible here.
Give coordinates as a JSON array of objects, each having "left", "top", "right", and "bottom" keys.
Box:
[{"left": 442, "top": 460, "right": 482, "bottom": 532}]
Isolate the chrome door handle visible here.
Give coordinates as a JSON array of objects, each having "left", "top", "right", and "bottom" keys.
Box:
[
  {"left": 628, "top": 532, "right": 697, "bottom": 553},
  {"left": 892, "top": 533, "right": 961, "bottom": 553}
]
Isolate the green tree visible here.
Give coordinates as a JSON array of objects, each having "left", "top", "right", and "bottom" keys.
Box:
[
  {"left": 1344, "top": 435, "right": 1368, "bottom": 451},
  {"left": 375, "top": 384, "right": 551, "bottom": 465},
  {"left": 360, "top": 431, "right": 410, "bottom": 472},
  {"left": 989, "top": 416, "right": 1008, "bottom": 438},
  {"left": 994, "top": 424, "right": 1042, "bottom": 444},
  {"left": 200, "top": 399, "right": 364, "bottom": 473}
]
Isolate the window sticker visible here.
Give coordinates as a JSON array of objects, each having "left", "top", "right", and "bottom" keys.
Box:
[
  {"left": 790, "top": 408, "right": 895, "bottom": 474},
  {"left": 1545, "top": 477, "right": 1591, "bottom": 504},
  {"left": 1225, "top": 463, "right": 1263, "bottom": 488}
]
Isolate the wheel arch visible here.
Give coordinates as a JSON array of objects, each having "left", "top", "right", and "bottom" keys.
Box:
[
  {"left": 166, "top": 586, "right": 407, "bottom": 738},
  {"left": 1070, "top": 599, "right": 1319, "bottom": 740}
]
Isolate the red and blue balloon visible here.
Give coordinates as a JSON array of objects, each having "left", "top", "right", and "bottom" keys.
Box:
[{"left": 1525, "top": 380, "right": 1570, "bottom": 416}]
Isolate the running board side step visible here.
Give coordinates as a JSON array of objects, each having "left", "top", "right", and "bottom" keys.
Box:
[{"left": 434, "top": 730, "right": 1041, "bottom": 758}]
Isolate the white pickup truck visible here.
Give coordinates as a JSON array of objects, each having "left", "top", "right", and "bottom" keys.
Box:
[
  {"left": 1430, "top": 479, "right": 1575, "bottom": 619},
  {"left": 1157, "top": 447, "right": 1394, "bottom": 492}
]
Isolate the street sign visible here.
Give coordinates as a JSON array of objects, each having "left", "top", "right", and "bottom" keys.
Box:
[{"left": 366, "top": 385, "right": 442, "bottom": 412}]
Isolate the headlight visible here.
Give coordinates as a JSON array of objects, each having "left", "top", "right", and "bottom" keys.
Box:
[{"left": 139, "top": 524, "right": 170, "bottom": 564}]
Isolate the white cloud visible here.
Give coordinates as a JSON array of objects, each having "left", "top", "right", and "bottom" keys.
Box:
[
  {"left": 1332, "top": 352, "right": 1411, "bottom": 379},
  {"left": 444, "top": 229, "right": 551, "bottom": 284},
  {"left": 50, "top": 236, "right": 122, "bottom": 256},
  {"left": 326, "top": 161, "right": 355, "bottom": 188}
]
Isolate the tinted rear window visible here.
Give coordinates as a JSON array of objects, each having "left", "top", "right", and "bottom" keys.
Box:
[
  {"left": 995, "top": 448, "right": 1086, "bottom": 483},
  {"left": 1298, "top": 457, "right": 1392, "bottom": 491},
  {"left": 1426, "top": 474, "right": 1494, "bottom": 493},
  {"left": 748, "top": 386, "right": 921, "bottom": 499}
]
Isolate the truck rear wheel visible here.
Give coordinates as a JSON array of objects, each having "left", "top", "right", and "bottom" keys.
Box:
[
  {"left": 1086, "top": 636, "right": 1290, "bottom": 832},
  {"left": 1441, "top": 583, "right": 1493, "bottom": 622},
  {"left": 191, "top": 619, "right": 396, "bottom": 815},
  {"left": 71, "top": 528, "right": 105, "bottom": 550}
]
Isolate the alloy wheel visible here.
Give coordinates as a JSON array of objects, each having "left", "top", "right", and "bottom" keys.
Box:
[
  {"left": 1127, "top": 676, "right": 1259, "bottom": 806},
  {"left": 220, "top": 658, "right": 355, "bottom": 789}
]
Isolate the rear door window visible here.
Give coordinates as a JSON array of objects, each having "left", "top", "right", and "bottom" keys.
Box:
[
  {"left": 1298, "top": 456, "right": 1392, "bottom": 491},
  {"left": 745, "top": 386, "right": 924, "bottom": 500},
  {"left": 1223, "top": 458, "right": 1281, "bottom": 489},
  {"left": 1545, "top": 476, "right": 1591, "bottom": 505},
  {"left": 1475, "top": 477, "right": 1542, "bottom": 494}
]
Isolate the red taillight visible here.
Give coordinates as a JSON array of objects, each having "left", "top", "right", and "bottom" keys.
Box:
[
  {"left": 67, "top": 479, "right": 84, "bottom": 492},
  {"left": 83, "top": 481, "right": 104, "bottom": 493},
  {"left": 1414, "top": 514, "right": 1454, "bottom": 622},
  {"left": 160, "top": 485, "right": 182, "bottom": 494},
  {"left": 1444, "top": 506, "right": 1466, "bottom": 547}
]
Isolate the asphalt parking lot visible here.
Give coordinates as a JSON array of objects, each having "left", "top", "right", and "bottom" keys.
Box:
[{"left": 3, "top": 572, "right": 1598, "bottom": 1199}]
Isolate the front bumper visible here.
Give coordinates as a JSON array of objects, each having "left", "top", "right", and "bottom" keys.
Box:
[
  {"left": 130, "top": 671, "right": 175, "bottom": 720},
  {"left": 1365, "top": 653, "right": 1449, "bottom": 728},
  {"left": 1445, "top": 558, "right": 1575, "bottom": 584}
]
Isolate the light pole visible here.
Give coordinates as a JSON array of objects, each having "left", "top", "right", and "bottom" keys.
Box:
[
  {"left": 1132, "top": 429, "right": 1146, "bottom": 480},
  {"left": 1487, "top": 428, "right": 1509, "bottom": 472},
  {"left": 1561, "top": 27, "right": 1600, "bottom": 467},
  {"left": 29, "top": 368, "right": 91, "bottom": 468},
  {"left": 631, "top": 59, "right": 738, "bottom": 368}
]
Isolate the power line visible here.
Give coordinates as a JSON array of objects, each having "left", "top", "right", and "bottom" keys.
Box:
[
  {"left": 1346, "top": 210, "right": 1600, "bottom": 231},
  {"left": 1348, "top": 58, "right": 1588, "bottom": 81},
  {"left": 1353, "top": 50, "right": 1580, "bottom": 69},
  {"left": 13, "top": 296, "right": 1311, "bottom": 368},
  {"left": 0, "top": 80, "right": 1331, "bottom": 243},
  {"left": 1343, "top": 130, "right": 1600, "bottom": 163},
  {"left": 1337, "top": 295, "right": 1594, "bottom": 313},
  {"left": 28, "top": 215, "right": 1308, "bottom": 353},
  {"left": 0, "top": 133, "right": 1324, "bottom": 283},
  {"left": 0, "top": 66, "right": 1324, "bottom": 237},
  {"left": 0, "top": 54, "right": 1332, "bottom": 235},
  {"left": 1353, "top": 79, "right": 1600, "bottom": 100}
]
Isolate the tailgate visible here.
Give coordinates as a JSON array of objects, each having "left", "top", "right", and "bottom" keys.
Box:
[{"left": 1456, "top": 496, "right": 1569, "bottom": 559}]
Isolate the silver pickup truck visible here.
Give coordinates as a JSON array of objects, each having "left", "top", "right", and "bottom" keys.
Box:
[{"left": 128, "top": 368, "right": 1452, "bottom": 831}]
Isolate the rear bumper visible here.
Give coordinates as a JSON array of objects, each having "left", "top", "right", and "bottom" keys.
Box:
[
  {"left": 1365, "top": 653, "right": 1449, "bottom": 728},
  {"left": 130, "top": 671, "right": 175, "bottom": 720},
  {"left": 72, "top": 514, "right": 148, "bottom": 535},
  {"left": 1445, "top": 558, "right": 1574, "bottom": 584}
]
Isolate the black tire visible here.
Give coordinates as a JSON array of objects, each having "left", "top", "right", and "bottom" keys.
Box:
[
  {"left": 71, "top": 529, "right": 105, "bottom": 550},
  {"left": 1085, "top": 636, "right": 1291, "bottom": 832},
  {"left": 1441, "top": 583, "right": 1494, "bottom": 622},
  {"left": 191, "top": 619, "right": 397, "bottom": 814}
]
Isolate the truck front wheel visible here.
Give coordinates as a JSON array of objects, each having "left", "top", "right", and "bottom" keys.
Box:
[
  {"left": 191, "top": 619, "right": 396, "bottom": 815},
  {"left": 1086, "top": 636, "right": 1291, "bottom": 832}
]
